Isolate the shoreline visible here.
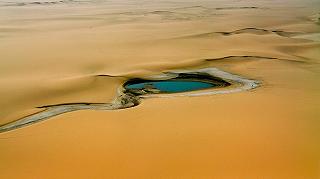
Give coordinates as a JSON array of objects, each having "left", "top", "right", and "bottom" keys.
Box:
[{"left": 0, "top": 67, "right": 259, "bottom": 133}]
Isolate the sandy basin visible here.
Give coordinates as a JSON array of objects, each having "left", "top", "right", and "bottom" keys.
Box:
[{"left": 0, "top": 0, "right": 320, "bottom": 178}]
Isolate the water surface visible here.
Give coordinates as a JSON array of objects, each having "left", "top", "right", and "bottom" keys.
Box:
[{"left": 125, "top": 80, "right": 215, "bottom": 93}]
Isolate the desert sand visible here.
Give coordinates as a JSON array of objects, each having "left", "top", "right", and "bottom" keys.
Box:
[{"left": 0, "top": 0, "right": 320, "bottom": 178}]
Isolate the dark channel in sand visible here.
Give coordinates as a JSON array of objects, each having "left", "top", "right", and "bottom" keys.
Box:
[{"left": 0, "top": 70, "right": 231, "bottom": 133}]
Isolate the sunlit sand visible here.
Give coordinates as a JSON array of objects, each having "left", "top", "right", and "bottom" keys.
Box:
[{"left": 0, "top": 0, "right": 319, "bottom": 178}]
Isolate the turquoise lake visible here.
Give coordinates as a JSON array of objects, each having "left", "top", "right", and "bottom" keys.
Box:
[{"left": 125, "top": 80, "right": 215, "bottom": 93}]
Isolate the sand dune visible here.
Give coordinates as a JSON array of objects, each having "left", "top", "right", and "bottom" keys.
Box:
[{"left": 0, "top": 0, "right": 319, "bottom": 178}]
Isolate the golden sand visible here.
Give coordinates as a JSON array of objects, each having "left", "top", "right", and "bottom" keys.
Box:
[{"left": 0, "top": 0, "right": 319, "bottom": 178}]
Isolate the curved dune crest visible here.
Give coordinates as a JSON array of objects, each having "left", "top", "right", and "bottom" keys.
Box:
[{"left": 179, "top": 28, "right": 303, "bottom": 39}]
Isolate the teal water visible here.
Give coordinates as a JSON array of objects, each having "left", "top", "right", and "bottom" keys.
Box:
[{"left": 125, "top": 80, "right": 215, "bottom": 93}]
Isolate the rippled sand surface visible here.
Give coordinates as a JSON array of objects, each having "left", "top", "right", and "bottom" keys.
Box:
[{"left": 1, "top": 0, "right": 320, "bottom": 178}]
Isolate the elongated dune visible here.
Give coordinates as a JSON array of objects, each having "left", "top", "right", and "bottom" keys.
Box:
[{"left": 0, "top": 0, "right": 319, "bottom": 178}]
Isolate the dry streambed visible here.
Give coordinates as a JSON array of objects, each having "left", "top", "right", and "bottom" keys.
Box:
[{"left": 0, "top": 67, "right": 258, "bottom": 133}]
